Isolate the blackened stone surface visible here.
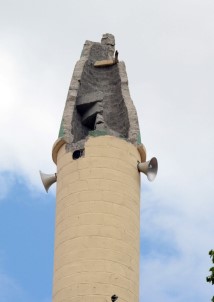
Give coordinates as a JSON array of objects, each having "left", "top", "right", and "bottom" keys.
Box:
[
  {"left": 59, "top": 34, "right": 141, "bottom": 152},
  {"left": 76, "top": 91, "right": 104, "bottom": 112}
]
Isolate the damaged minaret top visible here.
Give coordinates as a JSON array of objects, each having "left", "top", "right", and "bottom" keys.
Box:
[{"left": 57, "top": 33, "right": 141, "bottom": 152}]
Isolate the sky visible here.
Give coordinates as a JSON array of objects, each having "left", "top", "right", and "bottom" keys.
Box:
[{"left": 0, "top": 0, "right": 214, "bottom": 301}]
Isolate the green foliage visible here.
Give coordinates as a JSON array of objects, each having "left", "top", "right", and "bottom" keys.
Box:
[{"left": 207, "top": 250, "right": 214, "bottom": 301}]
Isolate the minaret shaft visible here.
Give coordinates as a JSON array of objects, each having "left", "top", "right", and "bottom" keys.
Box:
[
  {"left": 47, "top": 34, "right": 149, "bottom": 302},
  {"left": 52, "top": 136, "right": 141, "bottom": 302}
]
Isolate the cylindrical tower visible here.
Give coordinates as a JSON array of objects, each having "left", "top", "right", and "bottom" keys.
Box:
[
  {"left": 53, "top": 136, "right": 141, "bottom": 302},
  {"left": 39, "top": 34, "right": 157, "bottom": 302}
]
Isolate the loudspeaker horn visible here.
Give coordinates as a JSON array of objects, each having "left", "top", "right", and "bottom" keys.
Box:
[
  {"left": 137, "top": 157, "right": 158, "bottom": 181},
  {"left": 39, "top": 171, "right": 57, "bottom": 192}
]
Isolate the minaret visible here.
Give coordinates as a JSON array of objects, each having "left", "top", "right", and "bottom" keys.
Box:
[{"left": 40, "top": 34, "right": 157, "bottom": 302}]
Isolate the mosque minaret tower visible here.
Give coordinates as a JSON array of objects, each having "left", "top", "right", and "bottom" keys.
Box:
[{"left": 40, "top": 33, "right": 157, "bottom": 302}]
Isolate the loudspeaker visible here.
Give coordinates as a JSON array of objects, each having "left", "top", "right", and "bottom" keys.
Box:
[
  {"left": 39, "top": 171, "right": 57, "bottom": 192},
  {"left": 137, "top": 157, "right": 158, "bottom": 181}
]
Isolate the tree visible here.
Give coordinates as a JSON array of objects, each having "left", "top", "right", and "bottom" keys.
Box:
[{"left": 206, "top": 250, "right": 214, "bottom": 302}]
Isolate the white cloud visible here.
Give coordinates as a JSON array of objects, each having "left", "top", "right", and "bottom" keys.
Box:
[
  {"left": 0, "top": 173, "right": 15, "bottom": 200},
  {"left": 0, "top": 272, "right": 51, "bottom": 302},
  {"left": 0, "top": 36, "right": 62, "bottom": 190},
  {"left": 140, "top": 252, "right": 213, "bottom": 302},
  {"left": 0, "top": 273, "right": 28, "bottom": 302}
]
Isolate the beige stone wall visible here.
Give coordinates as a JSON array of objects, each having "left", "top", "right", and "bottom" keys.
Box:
[{"left": 53, "top": 136, "right": 141, "bottom": 302}]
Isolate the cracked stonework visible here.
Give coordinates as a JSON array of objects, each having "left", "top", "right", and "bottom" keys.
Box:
[{"left": 58, "top": 33, "right": 141, "bottom": 152}]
